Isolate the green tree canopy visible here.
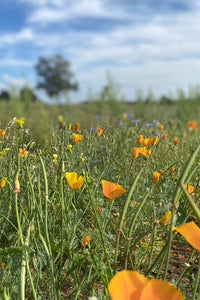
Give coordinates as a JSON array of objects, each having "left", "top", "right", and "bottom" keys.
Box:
[{"left": 35, "top": 54, "right": 78, "bottom": 101}]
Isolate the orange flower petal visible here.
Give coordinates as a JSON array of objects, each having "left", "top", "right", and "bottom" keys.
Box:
[
  {"left": 65, "top": 172, "right": 84, "bottom": 189},
  {"left": 73, "top": 133, "right": 83, "bottom": 143},
  {"left": 102, "top": 180, "right": 126, "bottom": 199},
  {"left": 186, "top": 184, "right": 194, "bottom": 194},
  {"left": 108, "top": 270, "right": 149, "bottom": 300},
  {"left": 152, "top": 172, "right": 161, "bottom": 183},
  {"left": 159, "top": 211, "right": 171, "bottom": 226},
  {"left": 172, "top": 221, "right": 200, "bottom": 251},
  {"left": 140, "top": 279, "right": 183, "bottom": 300}
]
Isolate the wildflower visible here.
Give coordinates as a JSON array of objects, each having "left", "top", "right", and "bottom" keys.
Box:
[
  {"left": 97, "top": 207, "right": 102, "bottom": 214},
  {"left": 0, "top": 148, "right": 10, "bottom": 158},
  {"left": 147, "top": 123, "right": 154, "bottom": 127},
  {"left": 102, "top": 180, "right": 126, "bottom": 199},
  {"left": 135, "top": 134, "right": 144, "bottom": 144},
  {"left": 67, "top": 123, "right": 72, "bottom": 130},
  {"left": 15, "top": 118, "right": 25, "bottom": 128},
  {"left": 108, "top": 270, "right": 183, "bottom": 300},
  {"left": 162, "top": 133, "right": 168, "bottom": 139},
  {"left": 66, "top": 144, "right": 72, "bottom": 153},
  {"left": 152, "top": 172, "right": 161, "bottom": 183},
  {"left": 75, "top": 122, "right": 81, "bottom": 132},
  {"left": 73, "top": 133, "right": 83, "bottom": 144},
  {"left": 174, "top": 139, "right": 179, "bottom": 146},
  {"left": 132, "top": 119, "right": 140, "bottom": 123},
  {"left": 159, "top": 125, "right": 164, "bottom": 130},
  {"left": 82, "top": 235, "right": 91, "bottom": 246},
  {"left": 123, "top": 113, "right": 131, "bottom": 119},
  {"left": 18, "top": 148, "right": 28, "bottom": 158},
  {"left": 58, "top": 115, "right": 64, "bottom": 123},
  {"left": 170, "top": 166, "right": 175, "bottom": 173},
  {"left": 141, "top": 136, "right": 158, "bottom": 147},
  {"left": 2, "top": 263, "right": 5, "bottom": 270},
  {"left": 173, "top": 221, "right": 200, "bottom": 251},
  {"left": 132, "top": 147, "right": 151, "bottom": 159},
  {"left": 53, "top": 154, "right": 58, "bottom": 164},
  {"left": 94, "top": 115, "right": 101, "bottom": 119},
  {"left": 0, "top": 129, "right": 5, "bottom": 137},
  {"left": 186, "top": 184, "right": 195, "bottom": 194},
  {"left": 132, "top": 201, "right": 140, "bottom": 205},
  {"left": 97, "top": 127, "right": 103, "bottom": 136},
  {"left": 80, "top": 153, "right": 85, "bottom": 162},
  {"left": 187, "top": 120, "right": 197, "bottom": 129},
  {"left": 159, "top": 211, "right": 171, "bottom": 226},
  {"left": 159, "top": 169, "right": 165, "bottom": 174},
  {"left": 65, "top": 172, "right": 84, "bottom": 189},
  {"left": 0, "top": 177, "right": 7, "bottom": 188},
  {"left": 14, "top": 173, "right": 20, "bottom": 193}
]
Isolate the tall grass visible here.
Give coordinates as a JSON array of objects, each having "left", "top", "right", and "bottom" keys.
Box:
[{"left": 0, "top": 93, "right": 200, "bottom": 298}]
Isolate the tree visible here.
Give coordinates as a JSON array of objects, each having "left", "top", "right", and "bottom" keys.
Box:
[
  {"left": 20, "top": 86, "right": 37, "bottom": 102},
  {"left": 34, "top": 55, "right": 78, "bottom": 101},
  {"left": 0, "top": 90, "right": 10, "bottom": 101}
]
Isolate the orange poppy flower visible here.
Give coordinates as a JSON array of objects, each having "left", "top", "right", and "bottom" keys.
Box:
[
  {"left": 102, "top": 180, "right": 126, "bottom": 199},
  {"left": 75, "top": 122, "right": 81, "bottom": 132},
  {"left": 159, "top": 211, "right": 171, "bottom": 226},
  {"left": 0, "top": 129, "right": 5, "bottom": 137},
  {"left": 82, "top": 235, "right": 91, "bottom": 246},
  {"left": 170, "top": 166, "right": 175, "bottom": 173},
  {"left": 187, "top": 120, "right": 197, "bottom": 129},
  {"left": 141, "top": 136, "right": 158, "bottom": 147},
  {"left": 186, "top": 184, "right": 195, "bottom": 194},
  {"left": 162, "top": 133, "right": 168, "bottom": 139},
  {"left": 18, "top": 148, "right": 28, "bottom": 158},
  {"left": 159, "top": 169, "right": 165, "bottom": 174},
  {"left": 97, "top": 127, "right": 103, "bottom": 136},
  {"left": 173, "top": 221, "right": 200, "bottom": 251},
  {"left": 174, "top": 139, "right": 179, "bottom": 146},
  {"left": 97, "top": 207, "right": 102, "bottom": 214},
  {"left": 159, "top": 125, "right": 164, "bottom": 130},
  {"left": 73, "top": 133, "right": 83, "bottom": 143},
  {"left": 108, "top": 270, "right": 183, "bottom": 300},
  {"left": 135, "top": 135, "right": 144, "bottom": 144},
  {"left": 132, "top": 147, "right": 151, "bottom": 158},
  {"left": 65, "top": 172, "right": 84, "bottom": 189},
  {"left": 152, "top": 172, "right": 161, "bottom": 183},
  {"left": 67, "top": 123, "right": 72, "bottom": 130}
]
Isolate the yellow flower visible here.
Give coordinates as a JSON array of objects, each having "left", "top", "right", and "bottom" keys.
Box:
[
  {"left": 73, "top": 133, "right": 83, "bottom": 144},
  {"left": 67, "top": 123, "right": 72, "bottom": 130},
  {"left": 141, "top": 136, "right": 158, "bottom": 147},
  {"left": 0, "top": 148, "right": 10, "bottom": 158},
  {"left": 80, "top": 152, "right": 85, "bottom": 162},
  {"left": 0, "top": 129, "right": 5, "bottom": 137},
  {"left": 159, "top": 211, "right": 171, "bottom": 226},
  {"left": 53, "top": 154, "right": 58, "bottom": 164},
  {"left": 173, "top": 221, "right": 200, "bottom": 251},
  {"left": 108, "top": 270, "right": 183, "bottom": 300},
  {"left": 102, "top": 180, "right": 126, "bottom": 199},
  {"left": 66, "top": 144, "right": 72, "bottom": 153},
  {"left": 0, "top": 177, "right": 7, "bottom": 188},
  {"left": 58, "top": 115, "right": 64, "bottom": 123},
  {"left": 65, "top": 172, "right": 84, "bottom": 189},
  {"left": 152, "top": 172, "right": 161, "bottom": 183},
  {"left": 15, "top": 118, "right": 25, "bottom": 128}
]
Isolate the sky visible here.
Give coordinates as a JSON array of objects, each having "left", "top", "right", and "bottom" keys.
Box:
[{"left": 1, "top": 0, "right": 200, "bottom": 103}]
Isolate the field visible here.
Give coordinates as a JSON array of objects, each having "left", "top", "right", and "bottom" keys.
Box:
[{"left": 0, "top": 94, "right": 200, "bottom": 299}]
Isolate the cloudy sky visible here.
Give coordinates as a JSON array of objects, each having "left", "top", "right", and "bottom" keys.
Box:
[{"left": 1, "top": 0, "right": 200, "bottom": 103}]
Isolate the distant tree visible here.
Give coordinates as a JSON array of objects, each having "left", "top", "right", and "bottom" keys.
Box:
[
  {"left": 34, "top": 55, "right": 78, "bottom": 102},
  {"left": 0, "top": 90, "right": 10, "bottom": 101},
  {"left": 20, "top": 86, "right": 37, "bottom": 102}
]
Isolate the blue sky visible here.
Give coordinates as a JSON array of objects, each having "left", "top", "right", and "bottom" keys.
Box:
[{"left": 1, "top": 0, "right": 200, "bottom": 103}]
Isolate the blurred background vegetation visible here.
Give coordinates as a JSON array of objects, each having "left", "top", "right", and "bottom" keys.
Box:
[{"left": 1, "top": 54, "right": 200, "bottom": 146}]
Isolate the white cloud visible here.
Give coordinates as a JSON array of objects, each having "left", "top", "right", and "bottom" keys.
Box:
[
  {"left": 0, "top": 28, "right": 35, "bottom": 45},
  {"left": 2, "top": 74, "right": 30, "bottom": 88}
]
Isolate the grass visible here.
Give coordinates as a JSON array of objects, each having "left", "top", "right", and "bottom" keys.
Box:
[{"left": 0, "top": 95, "right": 200, "bottom": 299}]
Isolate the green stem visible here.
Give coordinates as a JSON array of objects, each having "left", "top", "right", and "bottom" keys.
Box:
[
  {"left": 192, "top": 254, "right": 200, "bottom": 300},
  {"left": 114, "top": 168, "right": 143, "bottom": 274}
]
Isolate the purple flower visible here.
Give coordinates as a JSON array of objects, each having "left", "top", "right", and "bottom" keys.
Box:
[
  {"left": 85, "top": 128, "right": 96, "bottom": 131},
  {"left": 94, "top": 115, "right": 101, "bottom": 119},
  {"left": 147, "top": 123, "right": 154, "bottom": 127},
  {"left": 132, "top": 119, "right": 140, "bottom": 123}
]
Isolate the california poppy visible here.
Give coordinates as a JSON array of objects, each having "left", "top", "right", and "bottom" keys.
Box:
[
  {"left": 132, "top": 147, "right": 151, "bottom": 158},
  {"left": 18, "top": 148, "right": 28, "bottom": 158},
  {"left": 187, "top": 120, "right": 197, "bottom": 129},
  {"left": 102, "top": 180, "right": 126, "bottom": 199},
  {"left": 162, "top": 133, "right": 168, "bottom": 139},
  {"left": 159, "top": 211, "right": 171, "bottom": 226},
  {"left": 174, "top": 139, "right": 179, "bottom": 146},
  {"left": 141, "top": 136, "right": 158, "bottom": 147},
  {"left": 108, "top": 270, "right": 183, "bottom": 300},
  {"left": 73, "top": 133, "right": 83, "bottom": 143},
  {"left": 97, "top": 127, "right": 103, "bottom": 136},
  {"left": 65, "top": 172, "right": 84, "bottom": 189},
  {"left": 173, "top": 221, "right": 200, "bottom": 251},
  {"left": 186, "top": 184, "right": 195, "bottom": 194},
  {"left": 0, "top": 129, "right": 5, "bottom": 137},
  {"left": 82, "top": 235, "right": 91, "bottom": 246},
  {"left": 75, "top": 122, "right": 81, "bottom": 132},
  {"left": 152, "top": 172, "right": 161, "bottom": 183},
  {"left": 160, "top": 125, "right": 164, "bottom": 130}
]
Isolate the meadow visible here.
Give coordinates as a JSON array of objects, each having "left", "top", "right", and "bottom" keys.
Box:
[{"left": 1, "top": 92, "right": 200, "bottom": 299}]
